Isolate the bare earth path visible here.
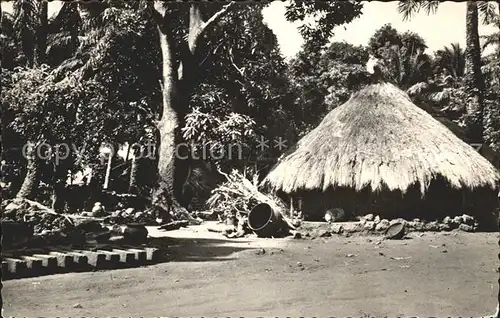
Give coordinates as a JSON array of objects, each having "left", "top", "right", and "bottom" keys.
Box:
[{"left": 2, "top": 225, "right": 499, "bottom": 317}]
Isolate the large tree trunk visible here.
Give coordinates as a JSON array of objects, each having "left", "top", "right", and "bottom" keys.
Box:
[
  {"left": 464, "top": 1, "right": 485, "bottom": 143},
  {"left": 16, "top": 143, "right": 41, "bottom": 199},
  {"left": 150, "top": 2, "right": 235, "bottom": 220},
  {"left": 34, "top": 1, "right": 47, "bottom": 66},
  {"left": 151, "top": 23, "right": 185, "bottom": 219}
]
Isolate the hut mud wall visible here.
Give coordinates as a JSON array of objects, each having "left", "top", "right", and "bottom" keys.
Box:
[{"left": 285, "top": 178, "right": 498, "bottom": 230}]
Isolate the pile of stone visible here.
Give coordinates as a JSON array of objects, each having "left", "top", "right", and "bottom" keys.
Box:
[
  {"left": 1, "top": 199, "right": 151, "bottom": 249},
  {"left": 102, "top": 207, "right": 158, "bottom": 226},
  {"left": 1, "top": 199, "right": 83, "bottom": 247},
  {"left": 328, "top": 213, "right": 478, "bottom": 236}
]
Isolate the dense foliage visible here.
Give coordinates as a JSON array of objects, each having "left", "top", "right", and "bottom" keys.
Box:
[{"left": 1, "top": 1, "right": 499, "bottom": 211}]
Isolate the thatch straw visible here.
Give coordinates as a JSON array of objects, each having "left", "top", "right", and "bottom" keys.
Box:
[{"left": 264, "top": 82, "right": 499, "bottom": 195}]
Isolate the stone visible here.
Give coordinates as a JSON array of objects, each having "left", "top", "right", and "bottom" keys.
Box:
[
  {"left": 58, "top": 250, "right": 89, "bottom": 266},
  {"left": 20, "top": 256, "right": 43, "bottom": 271},
  {"left": 91, "top": 202, "right": 106, "bottom": 217},
  {"left": 5, "top": 258, "right": 27, "bottom": 275},
  {"left": 459, "top": 223, "right": 474, "bottom": 232},
  {"left": 363, "top": 221, "right": 376, "bottom": 231},
  {"left": 112, "top": 249, "right": 136, "bottom": 263},
  {"left": 364, "top": 214, "right": 374, "bottom": 221},
  {"left": 331, "top": 223, "right": 343, "bottom": 234},
  {"left": 125, "top": 208, "right": 135, "bottom": 215},
  {"left": 438, "top": 223, "right": 451, "bottom": 231},
  {"left": 453, "top": 216, "right": 463, "bottom": 225},
  {"left": 144, "top": 247, "right": 160, "bottom": 262},
  {"left": 423, "top": 221, "right": 440, "bottom": 232},
  {"left": 134, "top": 212, "right": 144, "bottom": 219},
  {"left": 413, "top": 218, "right": 421, "bottom": 223},
  {"left": 48, "top": 252, "right": 74, "bottom": 268},
  {"left": 375, "top": 219, "right": 390, "bottom": 231},
  {"left": 443, "top": 216, "right": 452, "bottom": 225},
  {"left": 462, "top": 214, "right": 474, "bottom": 225},
  {"left": 318, "top": 230, "right": 332, "bottom": 238},
  {"left": 32, "top": 254, "right": 58, "bottom": 270},
  {"left": 97, "top": 250, "right": 120, "bottom": 264},
  {"left": 390, "top": 218, "right": 406, "bottom": 226},
  {"left": 374, "top": 215, "right": 381, "bottom": 224},
  {"left": 125, "top": 248, "right": 148, "bottom": 263},
  {"left": 76, "top": 251, "right": 106, "bottom": 268},
  {"left": 413, "top": 221, "right": 425, "bottom": 231},
  {"left": 343, "top": 222, "right": 363, "bottom": 233}
]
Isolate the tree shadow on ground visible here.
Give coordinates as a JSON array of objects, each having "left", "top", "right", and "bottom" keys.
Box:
[{"left": 148, "top": 236, "right": 255, "bottom": 263}]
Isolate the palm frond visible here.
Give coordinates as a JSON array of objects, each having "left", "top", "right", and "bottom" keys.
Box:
[
  {"left": 46, "top": 31, "right": 77, "bottom": 54},
  {"left": 398, "top": 1, "right": 420, "bottom": 21},
  {"left": 477, "top": 1, "right": 499, "bottom": 25},
  {"left": 13, "top": 0, "right": 39, "bottom": 32},
  {"left": 421, "top": 1, "right": 440, "bottom": 15},
  {"left": 398, "top": 1, "right": 439, "bottom": 21},
  {"left": 481, "top": 33, "right": 500, "bottom": 50}
]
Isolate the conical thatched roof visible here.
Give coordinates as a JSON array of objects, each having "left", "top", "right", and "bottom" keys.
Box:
[{"left": 264, "top": 82, "right": 499, "bottom": 194}]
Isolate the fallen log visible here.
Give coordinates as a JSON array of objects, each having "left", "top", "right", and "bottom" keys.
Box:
[{"left": 158, "top": 220, "right": 189, "bottom": 231}]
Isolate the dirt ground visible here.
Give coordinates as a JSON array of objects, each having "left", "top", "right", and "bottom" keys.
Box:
[{"left": 2, "top": 223, "right": 499, "bottom": 317}]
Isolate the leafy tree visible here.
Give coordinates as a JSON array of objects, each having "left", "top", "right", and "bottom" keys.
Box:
[
  {"left": 398, "top": 0, "right": 497, "bottom": 142},
  {"left": 368, "top": 25, "right": 433, "bottom": 91},
  {"left": 3, "top": 1, "right": 162, "bottom": 203},
  {"left": 5, "top": 1, "right": 363, "bottom": 215},
  {"left": 141, "top": 0, "right": 364, "bottom": 218},
  {"left": 2, "top": 66, "right": 107, "bottom": 202},
  {"left": 368, "top": 24, "right": 403, "bottom": 53},
  {"left": 482, "top": 3, "right": 500, "bottom": 152},
  {"left": 188, "top": 5, "right": 298, "bottom": 173},
  {"left": 288, "top": 41, "right": 370, "bottom": 136}
]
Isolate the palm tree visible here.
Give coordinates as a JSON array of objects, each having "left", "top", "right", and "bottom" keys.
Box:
[
  {"left": 434, "top": 43, "right": 466, "bottom": 80},
  {"left": 398, "top": 0, "right": 496, "bottom": 142},
  {"left": 11, "top": 0, "right": 49, "bottom": 66},
  {"left": 378, "top": 44, "right": 432, "bottom": 90}
]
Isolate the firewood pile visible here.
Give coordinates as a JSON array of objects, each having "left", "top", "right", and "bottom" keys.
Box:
[
  {"left": 205, "top": 170, "right": 294, "bottom": 238},
  {"left": 208, "top": 170, "right": 276, "bottom": 217}
]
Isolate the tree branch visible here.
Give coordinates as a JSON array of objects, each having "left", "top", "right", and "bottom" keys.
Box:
[
  {"left": 149, "top": 1, "right": 167, "bottom": 31},
  {"left": 228, "top": 47, "right": 245, "bottom": 77},
  {"left": 200, "top": 2, "right": 236, "bottom": 34},
  {"left": 188, "top": 1, "right": 236, "bottom": 53}
]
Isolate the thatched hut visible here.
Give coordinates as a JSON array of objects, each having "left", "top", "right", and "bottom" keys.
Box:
[{"left": 264, "top": 82, "right": 499, "bottom": 227}]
